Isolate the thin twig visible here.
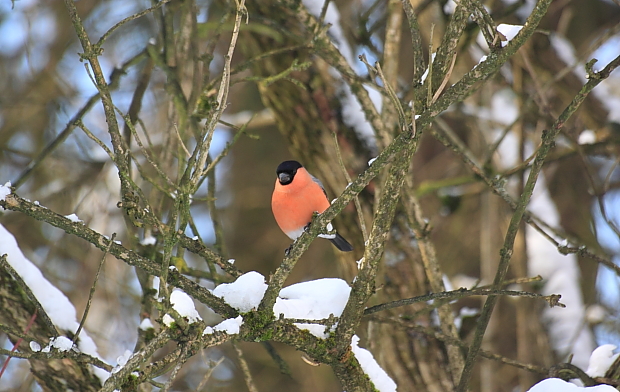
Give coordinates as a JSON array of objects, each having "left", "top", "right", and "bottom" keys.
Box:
[
  {"left": 285, "top": 0, "right": 388, "bottom": 140},
  {"left": 73, "top": 233, "right": 114, "bottom": 344},
  {"left": 364, "top": 287, "right": 563, "bottom": 316},
  {"left": 400, "top": 0, "right": 426, "bottom": 80},
  {"left": 403, "top": 180, "right": 464, "bottom": 382},
  {"left": 234, "top": 343, "right": 259, "bottom": 392},
  {"left": 207, "top": 155, "right": 228, "bottom": 258},
  {"left": 466, "top": 0, "right": 497, "bottom": 48},
  {"left": 427, "top": 25, "right": 435, "bottom": 105},
  {"left": 75, "top": 120, "right": 115, "bottom": 162},
  {"left": 333, "top": 127, "right": 420, "bottom": 357},
  {"left": 117, "top": 107, "right": 177, "bottom": 189},
  {"left": 0, "top": 346, "right": 113, "bottom": 371},
  {"left": 431, "top": 52, "right": 457, "bottom": 104},
  {"left": 161, "top": 344, "right": 191, "bottom": 392},
  {"left": 0, "top": 323, "right": 36, "bottom": 341},
  {"left": 95, "top": 0, "right": 173, "bottom": 48},
  {"left": 64, "top": 0, "right": 134, "bottom": 218},
  {"left": 196, "top": 356, "right": 225, "bottom": 391},
  {"left": 260, "top": 342, "right": 291, "bottom": 376},
  {"left": 367, "top": 315, "right": 549, "bottom": 375},
  {"left": 332, "top": 133, "right": 368, "bottom": 241},
  {"left": 203, "top": 114, "right": 253, "bottom": 176},
  {"left": 375, "top": 61, "right": 407, "bottom": 127},
  {"left": 174, "top": 123, "right": 192, "bottom": 158},
  {"left": 318, "top": 0, "right": 331, "bottom": 25},
  {"left": 190, "top": 0, "right": 247, "bottom": 193},
  {"left": 0, "top": 309, "right": 37, "bottom": 380}
]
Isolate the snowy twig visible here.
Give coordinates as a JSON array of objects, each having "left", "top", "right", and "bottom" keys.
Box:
[
  {"left": 548, "top": 363, "right": 598, "bottom": 387},
  {"left": 278, "top": 316, "right": 336, "bottom": 326},
  {"left": 0, "top": 193, "right": 238, "bottom": 318},
  {"left": 430, "top": 0, "right": 552, "bottom": 119}
]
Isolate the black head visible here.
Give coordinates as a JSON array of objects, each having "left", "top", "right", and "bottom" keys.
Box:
[{"left": 276, "top": 160, "right": 303, "bottom": 185}]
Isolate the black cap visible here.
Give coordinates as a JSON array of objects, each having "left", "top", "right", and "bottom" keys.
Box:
[{"left": 276, "top": 161, "right": 303, "bottom": 185}]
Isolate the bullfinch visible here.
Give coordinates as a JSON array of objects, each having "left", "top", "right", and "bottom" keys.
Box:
[{"left": 271, "top": 160, "right": 353, "bottom": 252}]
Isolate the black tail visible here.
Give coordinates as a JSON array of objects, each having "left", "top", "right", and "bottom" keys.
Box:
[{"left": 329, "top": 233, "right": 353, "bottom": 252}]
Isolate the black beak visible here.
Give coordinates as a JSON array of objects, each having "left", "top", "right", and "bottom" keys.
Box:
[{"left": 278, "top": 172, "right": 292, "bottom": 184}]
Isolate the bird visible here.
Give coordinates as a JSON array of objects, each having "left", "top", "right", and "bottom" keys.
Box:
[{"left": 271, "top": 160, "right": 353, "bottom": 252}]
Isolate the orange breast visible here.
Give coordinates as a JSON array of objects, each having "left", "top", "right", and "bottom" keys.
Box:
[{"left": 271, "top": 171, "right": 330, "bottom": 239}]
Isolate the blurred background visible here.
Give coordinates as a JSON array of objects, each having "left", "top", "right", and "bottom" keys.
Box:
[{"left": 1, "top": 0, "right": 620, "bottom": 391}]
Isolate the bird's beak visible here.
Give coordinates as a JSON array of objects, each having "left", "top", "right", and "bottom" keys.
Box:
[{"left": 278, "top": 172, "right": 291, "bottom": 183}]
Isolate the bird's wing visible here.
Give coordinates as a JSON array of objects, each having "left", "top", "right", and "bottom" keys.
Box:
[{"left": 309, "top": 173, "right": 328, "bottom": 199}]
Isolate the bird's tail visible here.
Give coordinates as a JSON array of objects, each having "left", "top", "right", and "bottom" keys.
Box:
[{"left": 329, "top": 233, "right": 353, "bottom": 252}]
